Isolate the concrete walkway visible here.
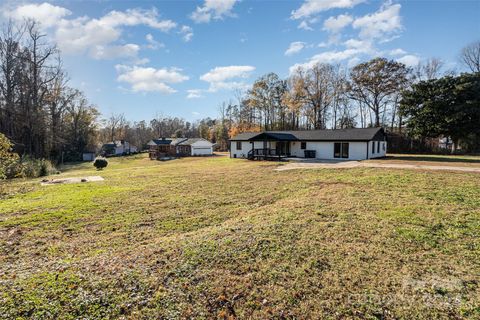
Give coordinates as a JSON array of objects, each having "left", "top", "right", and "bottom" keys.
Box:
[{"left": 275, "top": 160, "right": 480, "bottom": 173}]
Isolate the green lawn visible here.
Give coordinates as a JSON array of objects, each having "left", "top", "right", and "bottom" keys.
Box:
[{"left": 0, "top": 154, "right": 479, "bottom": 319}]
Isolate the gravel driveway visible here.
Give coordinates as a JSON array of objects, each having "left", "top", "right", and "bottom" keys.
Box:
[{"left": 276, "top": 160, "right": 480, "bottom": 173}]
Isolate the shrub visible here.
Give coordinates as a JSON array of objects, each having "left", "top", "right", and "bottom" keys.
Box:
[
  {"left": 93, "top": 157, "right": 108, "bottom": 170},
  {"left": 0, "top": 133, "right": 20, "bottom": 179},
  {"left": 0, "top": 133, "right": 57, "bottom": 179},
  {"left": 19, "top": 156, "right": 56, "bottom": 178}
]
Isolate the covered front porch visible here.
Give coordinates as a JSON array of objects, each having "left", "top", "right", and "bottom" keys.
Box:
[{"left": 247, "top": 132, "right": 297, "bottom": 161}]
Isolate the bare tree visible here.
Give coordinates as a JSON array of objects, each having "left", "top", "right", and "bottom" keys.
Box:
[
  {"left": 460, "top": 41, "right": 480, "bottom": 73},
  {"left": 106, "top": 113, "right": 126, "bottom": 142},
  {"left": 0, "top": 19, "right": 100, "bottom": 162},
  {"left": 291, "top": 63, "right": 337, "bottom": 129},
  {"left": 0, "top": 20, "right": 24, "bottom": 139},
  {"left": 349, "top": 58, "right": 410, "bottom": 127},
  {"left": 414, "top": 58, "right": 445, "bottom": 81}
]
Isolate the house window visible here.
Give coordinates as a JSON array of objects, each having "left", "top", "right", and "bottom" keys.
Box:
[
  {"left": 236, "top": 141, "right": 242, "bottom": 150},
  {"left": 334, "top": 142, "right": 349, "bottom": 158},
  {"left": 377, "top": 141, "right": 380, "bottom": 153},
  {"left": 301, "top": 142, "right": 306, "bottom": 149},
  {"left": 342, "top": 143, "right": 349, "bottom": 158},
  {"left": 372, "top": 141, "right": 375, "bottom": 154}
]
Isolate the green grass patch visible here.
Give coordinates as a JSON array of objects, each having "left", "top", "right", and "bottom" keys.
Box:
[{"left": 0, "top": 154, "right": 479, "bottom": 318}]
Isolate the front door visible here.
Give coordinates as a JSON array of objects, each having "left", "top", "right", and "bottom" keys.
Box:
[{"left": 276, "top": 142, "right": 290, "bottom": 155}]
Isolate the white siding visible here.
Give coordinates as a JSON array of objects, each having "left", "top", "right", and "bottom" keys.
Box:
[
  {"left": 191, "top": 147, "right": 212, "bottom": 156},
  {"left": 230, "top": 141, "right": 261, "bottom": 158},
  {"left": 190, "top": 140, "right": 214, "bottom": 156},
  {"left": 290, "top": 141, "right": 367, "bottom": 160},
  {"left": 368, "top": 140, "right": 387, "bottom": 158}
]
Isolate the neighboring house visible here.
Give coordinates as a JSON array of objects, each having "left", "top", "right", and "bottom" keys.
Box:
[
  {"left": 147, "top": 137, "right": 214, "bottom": 159},
  {"left": 438, "top": 137, "right": 456, "bottom": 150},
  {"left": 101, "top": 140, "right": 137, "bottom": 156},
  {"left": 146, "top": 138, "right": 180, "bottom": 158},
  {"left": 230, "top": 127, "right": 387, "bottom": 160}
]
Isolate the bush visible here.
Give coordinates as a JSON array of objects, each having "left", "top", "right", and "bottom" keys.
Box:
[
  {"left": 93, "top": 157, "right": 108, "bottom": 170},
  {"left": 0, "top": 133, "right": 20, "bottom": 179},
  {"left": 0, "top": 133, "right": 57, "bottom": 179},
  {"left": 19, "top": 156, "right": 56, "bottom": 178}
]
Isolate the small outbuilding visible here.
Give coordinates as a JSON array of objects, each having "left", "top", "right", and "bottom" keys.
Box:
[
  {"left": 178, "top": 138, "right": 215, "bottom": 156},
  {"left": 147, "top": 137, "right": 214, "bottom": 159},
  {"left": 82, "top": 152, "right": 96, "bottom": 161}
]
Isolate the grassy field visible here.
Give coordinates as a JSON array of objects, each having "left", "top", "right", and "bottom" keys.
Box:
[{"left": 0, "top": 154, "right": 479, "bottom": 319}]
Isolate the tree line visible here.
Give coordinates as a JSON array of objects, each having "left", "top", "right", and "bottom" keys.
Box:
[
  {"left": 1, "top": 18, "right": 479, "bottom": 164},
  {"left": 0, "top": 20, "right": 99, "bottom": 162}
]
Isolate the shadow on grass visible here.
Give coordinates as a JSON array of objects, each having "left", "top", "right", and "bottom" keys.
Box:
[
  {"left": 57, "top": 161, "right": 91, "bottom": 173},
  {"left": 386, "top": 155, "right": 480, "bottom": 164}
]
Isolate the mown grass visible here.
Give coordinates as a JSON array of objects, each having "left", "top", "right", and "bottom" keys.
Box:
[
  {"left": 368, "top": 153, "right": 480, "bottom": 167},
  {"left": 0, "top": 154, "right": 479, "bottom": 319}
]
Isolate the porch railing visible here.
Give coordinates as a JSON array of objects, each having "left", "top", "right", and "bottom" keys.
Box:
[{"left": 248, "top": 148, "right": 289, "bottom": 160}]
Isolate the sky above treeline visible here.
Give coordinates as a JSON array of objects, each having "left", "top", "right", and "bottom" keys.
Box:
[{"left": 1, "top": 0, "right": 479, "bottom": 122}]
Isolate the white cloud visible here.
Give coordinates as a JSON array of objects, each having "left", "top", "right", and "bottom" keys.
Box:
[
  {"left": 200, "top": 65, "right": 255, "bottom": 92},
  {"left": 133, "top": 57, "right": 150, "bottom": 65},
  {"left": 115, "top": 65, "right": 189, "bottom": 93},
  {"left": 8, "top": 2, "right": 71, "bottom": 28},
  {"left": 298, "top": 20, "right": 314, "bottom": 31},
  {"left": 187, "top": 89, "right": 204, "bottom": 99},
  {"left": 396, "top": 54, "right": 420, "bottom": 67},
  {"left": 289, "top": 44, "right": 374, "bottom": 73},
  {"left": 190, "top": 0, "right": 239, "bottom": 23},
  {"left": 179, "top": 25, "right": 194, "bottom": 42},
  {"left": 6, "top": 4, "right": 185, "bottom": 60},
  {"left": 145, "top": 34, "right": 165, "bottom": 50},
  {"left": 90, "top": 44, "right": 140, "bottom": 59},
  {"left": 352, "top": 3, "right": 402, "bottom": 40},
  {"left": 290, "top": 3, "right": 406, "bottom": 73},
  {"left": 98, "top": 8, "right": 176, "bottom": 32},
  {"left": 323, "top": 14, "right": 353, "bottom": 33},
  {"left": 291, "top": 0, "right": 365, "bottom": 20},
  {"left": 344, "top": 38, "right": 373, "bottom": 51},
  {"left": 389, "top": 48, "right": 407, "bottom": 56},
  {"left": 285, "top": 42, "right": 306, "bottom": 56}
]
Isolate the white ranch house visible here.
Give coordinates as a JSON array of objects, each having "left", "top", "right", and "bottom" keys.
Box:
[{"left": 229, "top": 127, "right": 387, "bottom": 161}]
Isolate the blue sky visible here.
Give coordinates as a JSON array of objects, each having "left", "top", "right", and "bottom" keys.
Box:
[{"left": 2, "top": 0, "right": 479, "bottom": 122}]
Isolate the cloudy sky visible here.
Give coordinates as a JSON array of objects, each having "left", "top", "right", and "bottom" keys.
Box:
[{"left": 2, "top": 0, "right": 479, "bottom": 121}]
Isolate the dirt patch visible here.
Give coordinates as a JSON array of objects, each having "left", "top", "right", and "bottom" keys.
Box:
[{"left": 40, "top": 176, "right": 104, "bottom": 186}]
